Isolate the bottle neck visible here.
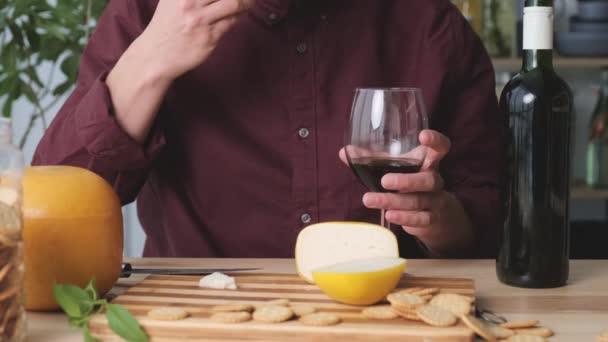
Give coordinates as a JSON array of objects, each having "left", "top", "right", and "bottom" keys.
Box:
[
  {"left": 522, "top": 50, "right": 553, "bottom": 72},
  {"left": 522, "top": 3, "right": 554, "bottom": 72},
  {"left": 525, "top": 0, "right": 553, "bottom": 6}
]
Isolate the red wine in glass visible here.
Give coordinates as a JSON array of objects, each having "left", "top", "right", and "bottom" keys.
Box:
[
  {"left": 344, "top": 88, "right": 428, "bottom": 228},
  {"left": 348, "top": 157, "right": 423, "bottom": 193}
]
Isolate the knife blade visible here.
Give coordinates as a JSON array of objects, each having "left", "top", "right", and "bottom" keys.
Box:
[{"left": 120, "top": 263, "right": 261, "bottom": 278}]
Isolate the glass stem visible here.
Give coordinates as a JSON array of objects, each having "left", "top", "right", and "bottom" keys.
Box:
[{"left": 380, "top": 209, "right": 390, "bottom": 229}]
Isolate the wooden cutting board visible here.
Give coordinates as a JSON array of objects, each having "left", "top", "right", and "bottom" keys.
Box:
[{"left": 89, "top": 273, "right": 475, "bottom": 341}]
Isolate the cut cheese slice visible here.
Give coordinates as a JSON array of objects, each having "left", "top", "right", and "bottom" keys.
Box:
[
  {"left": 199, "top": 272, "right": 237, "bottom": 290},
  {"left": 295, "top": 222, "right": 399, "bottom": 283}
]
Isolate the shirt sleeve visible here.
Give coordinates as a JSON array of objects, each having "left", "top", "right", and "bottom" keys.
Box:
[
  {"left": 427, "top": 4, "right": 507, "bottom": 258},
  {"left": 32, "top": 0, "right": 163, "bottom": 205}
]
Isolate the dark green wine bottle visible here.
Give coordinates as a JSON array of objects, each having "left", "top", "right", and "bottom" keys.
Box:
[{"left": 497, "top": 0, "right": 572, "bottom": 288}]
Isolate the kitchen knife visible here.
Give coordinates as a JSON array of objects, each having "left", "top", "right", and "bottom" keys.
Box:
[{"left": 120, "top": 262, "right": 261, "bottom": 278}]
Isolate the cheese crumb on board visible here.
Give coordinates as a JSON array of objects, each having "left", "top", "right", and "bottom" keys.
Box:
[{"left": 199, "top": 272, "right": 237, "bottom": 290}]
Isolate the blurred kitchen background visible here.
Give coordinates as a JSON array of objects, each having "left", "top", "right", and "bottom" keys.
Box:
[{"left": 1, "top": 0, "right": 608, "bottom": 258}]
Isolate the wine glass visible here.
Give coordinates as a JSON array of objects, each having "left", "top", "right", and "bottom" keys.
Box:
[{"left": 345, "top": 88, "right": 429, "bottom": 228}]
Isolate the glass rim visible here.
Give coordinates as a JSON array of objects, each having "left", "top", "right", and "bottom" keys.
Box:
[{"left": 355, "top": 87, "right": 422, "bottom": 92}]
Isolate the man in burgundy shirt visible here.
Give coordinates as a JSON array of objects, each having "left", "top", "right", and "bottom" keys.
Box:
[{"left": 33, "top": 0, "right": 504, "bottom": 258}]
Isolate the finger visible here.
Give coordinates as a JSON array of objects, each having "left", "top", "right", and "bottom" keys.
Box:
[
  {"left": 209, "top": 14, "right": 239, "bottom": 42},
  {"left": 362, "top": 192, "right": 434, "bottom": 211},
  {"left": 385, "top": 210, "right": 437, "bottom": 227},
  {"left": 339, "top": 148, "right": 348, "bottom": 165},
  {"left": 203, "top": 0, "right": 252, "bottom": 24},
  {"left": 401, "top": 226, "right": 434, "bottom": 238},
  {"left": 381, "top": 170, "right": 444, "bottom": 193},
  {"left": 181, "top": 0, "right": 218, "bottom": 11},
  {"left": 419, "top": 130, "right": 451, "bottom": 170}
]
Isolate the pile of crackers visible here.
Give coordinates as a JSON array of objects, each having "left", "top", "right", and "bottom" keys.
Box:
[
  {"left": 363, "top": 287, "right": 554, "bottom": 342},
  {"left": 147, "top": 298, "right": 341, "bottom": 327}
]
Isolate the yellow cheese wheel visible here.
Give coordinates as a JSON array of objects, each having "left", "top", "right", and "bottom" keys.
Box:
[{"left": 23, "top": 166, "right": 123, "bottom": 311}]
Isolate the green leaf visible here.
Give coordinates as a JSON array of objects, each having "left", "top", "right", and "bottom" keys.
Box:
[
  {"left": 52, "top": 80, "right": 73, "bottom": 96},
  {"left": 25, "top": 22, "right": 40, "bottom": 51},
  {"left": 84, "top": 278, "right": 98, "bottom": 301},
  {"left": 53, "top": 284, "right": 95, "bottom": 318},
  {"left": 69, "top": 316, "right": 89, "bottom": 328},
  {"left": 1, "top": 43, "right": 17, "bottom": 71},
  {"left": 38, "top": 35, "right": 65, "bottom": 60},
  {"left": 8, "top": 23, "right": 24, "bottom": 46},
  {"left": 20, "top": 82, "right": 38, "bottom": 104},
  {"left": 0, "top": 74, "right": 17, "bottom": 96},
  {"left": 25, "top": 66, "right": 44, "bottom": 88},
  {"left": 1, "top": 98, "right": 12, "bottom": 118},
  {"left": 106, "top": 304, "right": 148, "bottom": 342},
  {"left": 60, "top": 53, "right": 80, "bottom": 82},
  {"left": 83, "top": 324, "right": 102, "bottom": 342}
]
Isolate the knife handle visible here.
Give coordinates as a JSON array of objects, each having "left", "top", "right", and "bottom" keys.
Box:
[{"left": 120, "top": 263, "right": 133, "bottom": 278}]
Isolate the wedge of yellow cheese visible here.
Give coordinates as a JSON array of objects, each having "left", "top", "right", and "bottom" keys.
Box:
[{"left": 295, "top": 222, "right": 399, "bottom": 283}]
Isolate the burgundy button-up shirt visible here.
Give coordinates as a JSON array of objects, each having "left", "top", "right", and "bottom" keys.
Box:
[{"left": 33, "top": 0, "right": 505, "bottom": 258}]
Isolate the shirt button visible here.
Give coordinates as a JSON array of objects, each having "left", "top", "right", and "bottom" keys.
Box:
[
  {"left": 320, "top": 13, "right": 329, "bottom": 21},
  {"left": 300, "top": 213, "right": 312, "bottom": 224},
  {"left": 298, "top": 128, "right": 310, "bottom": 139},
  {"left": 268, "top": 12, "right": 278, "bottom": 23},
  {"left": 296, "top": 43, "right": 308, "bottom": 55}
]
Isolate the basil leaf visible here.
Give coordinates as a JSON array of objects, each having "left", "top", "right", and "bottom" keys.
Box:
[
  {"left": 106, "top": 304, "right": 148, "bottom": 342},
  {"left": 53, "top": 284, "right": 93, "bottom": 318},
  {"left": 84, "top": 278, "right": 98, "bottom": 301},
  {"left": 68, "top": 316, "right": 88, "bottom": 328},
  {"left": 84, "top": 324, "right": 102, "bottom": 342}
]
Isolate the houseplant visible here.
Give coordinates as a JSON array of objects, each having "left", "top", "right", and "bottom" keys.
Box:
[{"left": 0, "top": 0, "right": 108, "bottom": 147}]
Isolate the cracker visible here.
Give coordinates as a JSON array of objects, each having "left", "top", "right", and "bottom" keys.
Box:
[
  {"left": 506, "top": 335, "right": 546, "bottom": 342},
  {"left": 501, "top": 320, "right": 539, "bottom": 329},
  {"left": 362, "top": 305, "right": 399, "bottom": 320},
  {"left": 429, "top": 293, "right": 471, "bottom": 316},
  {"left": 415, "top": 305, "right": 457, "bottom": 327},
  {"left": 395, "top": 287, "right": 424, "bottom": 294},
  {"left": 263, "top": 299, "right": 290, "bottom": 307},
  {"left": 514, "top": 327, "right": 554, "bottom": 338},
  {"left": 210, "top": 311, "right": 252, "bottom": 324},
  {"left": 391, "top": 307, "right": 421, "bottom": 321},
  {"left": 489, "top": 325, "right": 515, "bottom": 339},
  {"left": 460, "top": 314, "right": 497, "bottom": 342},
  {"left": 299, "top": 312, "right": 341, "bottom": 326},
  {"left": 387, "top": 292, "right": 425, "bottom": 310},
  {"left": 461, "top": 295, "right": 476, "bottom": 303},
  {"left": 147, "top": 307, "right": 190, "bottom": 321},
  {"left": 212, "top": 304, "right": 254, "bottom": 313},
  {"left": 411, "top": 288, "right": 440, "bottom": 296},
  {"left": 291, "top": 305, "right": 317, "bottom": 317},
  {"left": 600, "top": 330, "right": 608, "bottom": 341},
  {"left": 253, "top": 306, "right": 293, "bottom": 323},
  {"left": 420, "top": 295, "right": 434, "bottom": 302}
]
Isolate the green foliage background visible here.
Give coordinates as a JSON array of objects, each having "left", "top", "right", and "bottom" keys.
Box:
[{"left": 0, "top": 0, "right": 108, "bottom": 147}]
